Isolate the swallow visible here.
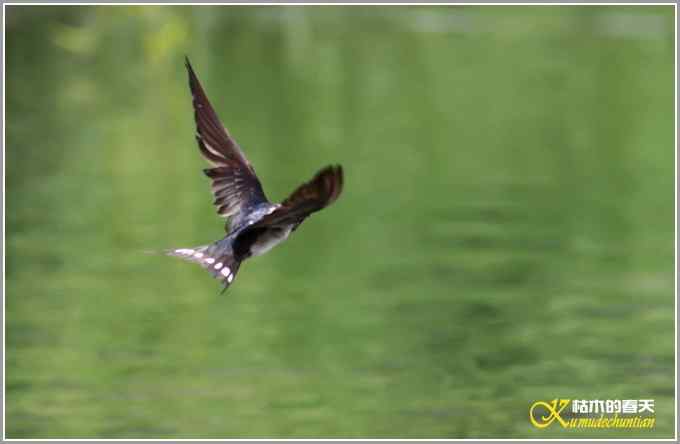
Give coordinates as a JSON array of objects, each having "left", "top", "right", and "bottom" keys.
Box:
[{"left": 167, "top": 58, "right": 344, "bottom": 292}]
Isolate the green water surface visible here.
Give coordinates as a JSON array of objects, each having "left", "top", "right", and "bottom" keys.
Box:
[{"left": 5, "top": 5, "right": 676, "bottom": 438}]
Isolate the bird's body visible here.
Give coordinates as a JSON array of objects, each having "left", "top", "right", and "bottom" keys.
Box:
[{"left": 167, "top": 59, "right": 344, "bottom": 291}]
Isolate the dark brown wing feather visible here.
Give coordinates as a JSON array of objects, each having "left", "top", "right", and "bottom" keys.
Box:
[
  {"left": 185, "top": 58, "right": 267, "bottom": 222},
  {"left": 251, "top": 165, "right": 344, "bottom": 230}
]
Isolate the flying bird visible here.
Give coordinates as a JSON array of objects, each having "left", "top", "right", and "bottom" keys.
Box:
[{"left": 168, "top": 58, "right": 344, "bottom": 292}]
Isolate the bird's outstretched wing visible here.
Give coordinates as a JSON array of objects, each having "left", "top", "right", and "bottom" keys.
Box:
[
  {"left": 185, "top": 58, "right": 268, "bottom": 225},
  {"left": 249, "top": 165, "right": 343, "bottom": 231}
]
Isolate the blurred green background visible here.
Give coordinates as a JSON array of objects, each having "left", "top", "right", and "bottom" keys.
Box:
[{"left": 5, "top": 5, "right": 675, "bottom": 439}]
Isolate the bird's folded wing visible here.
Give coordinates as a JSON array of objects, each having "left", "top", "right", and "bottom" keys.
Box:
[
  {"left": 250, "top": 165, "right": 343, "bottom": 230},
  {"left": 185, "top": 58, "right": 268, "bottom": 222}
]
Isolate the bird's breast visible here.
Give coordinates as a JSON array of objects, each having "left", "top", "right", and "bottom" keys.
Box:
[{"left": 249, "top": 225, "right": 293, "bottom": 257}]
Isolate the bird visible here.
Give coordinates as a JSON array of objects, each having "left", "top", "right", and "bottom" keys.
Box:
[{"left": 167, "top": 58, "right": 344, "bottom": 292}]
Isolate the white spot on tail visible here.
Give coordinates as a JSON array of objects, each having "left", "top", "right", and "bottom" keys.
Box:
[
  {"left": 194, "top": 252, "right": 203, "bottom": 259},
  {"left": 175, "top": 248, "right": 194, "bottom": 255},
  {"left": 220, "top": 267, "right": 231, "bottom": 277},
  {"left": 227, "top": 274, "right": 234, "bottom": 283},
  {"left": 205, "top": 257, "right": 215, "bottom": 264},
  {"left": 214, "top": 262, "right": 223, "bottom": 270}
]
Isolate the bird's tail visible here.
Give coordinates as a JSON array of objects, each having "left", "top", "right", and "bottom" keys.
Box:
[{"left": 166, "top": 243, "right": 242, "bottom": 292}]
